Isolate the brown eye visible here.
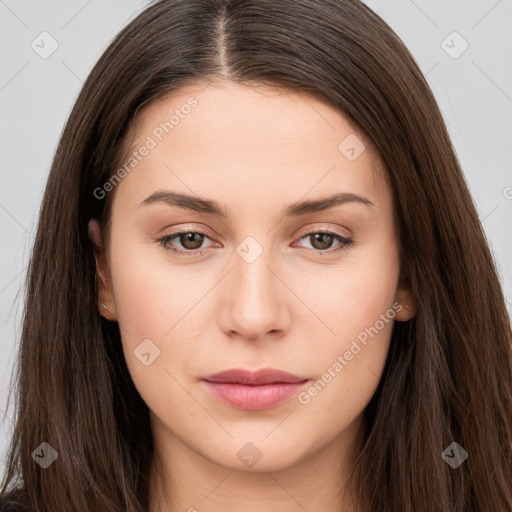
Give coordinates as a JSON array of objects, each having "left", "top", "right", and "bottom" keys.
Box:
[
  {"left": 178, "top": 232, "right": 205, "bottom": 250},
  {"left": 297, "top": 231, "right": 353, "bottom": 254},
  {"left": 308, "top": 233, "right": 335, "bottom": 250},
  {"left": 158, "top": 230, "right": 213, "bottom": 255}
]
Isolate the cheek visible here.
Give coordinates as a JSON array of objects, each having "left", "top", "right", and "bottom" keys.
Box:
[
  {"left": 107, "top": 231, "right": 230, "bottom": 397},
  {"left": 294, "top": 238, "right": 399, "bottom": 408},
  {"left": 110, "top": 260, "right": 203, "bottom": 418},
  {"left": 108, "top": 231, "right": 206, "bottom": 336},
  {"left": 298, "top": 237, "right": 400, "bottom": 345},
  {"left": 295, "top": 293, "right": 397, "bottom": 442}
]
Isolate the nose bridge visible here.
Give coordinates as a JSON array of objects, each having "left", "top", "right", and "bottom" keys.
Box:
[
  {"left": 234, "top": 235, "right": 278, "bottom": 309},
  {"left": 224, "top": 234, "right": 287, "bottom": 339}
]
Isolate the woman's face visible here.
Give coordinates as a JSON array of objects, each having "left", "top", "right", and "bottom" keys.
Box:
[{"left": 91, "top": 81, "right": 414, "bottom": 474}]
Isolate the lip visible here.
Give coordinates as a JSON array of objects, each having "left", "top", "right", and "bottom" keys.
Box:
[
  {"left": 203, "top": 368, "right": 307, "bottom": 385},
  {"left": 201, "top": 368, "right": 309, "bottom": 410}
]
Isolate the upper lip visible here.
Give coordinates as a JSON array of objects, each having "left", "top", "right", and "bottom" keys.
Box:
[{"left": 202, "top": 368, "right": 308, "bottom": 385}]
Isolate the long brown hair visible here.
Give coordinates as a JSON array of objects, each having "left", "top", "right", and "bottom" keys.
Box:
[{"left": 1, "top": 1, "right": 511, "bottom": 510}]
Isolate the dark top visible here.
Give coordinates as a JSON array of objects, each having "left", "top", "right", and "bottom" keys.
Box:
[
  {"left": 0, "top": 502, "right": 19, "bottom": 512},
  {"left": 0, "top": 490, "right": 27, "bottom": 512}
]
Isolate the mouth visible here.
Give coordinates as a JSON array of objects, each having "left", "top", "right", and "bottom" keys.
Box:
[{"left": 201, "top": 368, "right": 309, "bottom": 410}]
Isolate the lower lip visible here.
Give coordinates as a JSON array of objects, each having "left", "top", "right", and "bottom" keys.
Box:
[{"left": 201, "top": 380, "right": 309, "bottom": 410}]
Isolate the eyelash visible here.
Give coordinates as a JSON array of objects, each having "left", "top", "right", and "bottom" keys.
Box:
[{"left": 156, "top": 229, "right": 354, "bottom": 256}]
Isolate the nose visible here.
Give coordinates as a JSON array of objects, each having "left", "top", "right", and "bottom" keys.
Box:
[{"left": 219, "top": 246, "right": 291, "bottom": 343}]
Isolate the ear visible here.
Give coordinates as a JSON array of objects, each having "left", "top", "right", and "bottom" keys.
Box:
[
  {"left": 393, "top": 272, "right": 416, "bottom": 322},
  {"left": 88, "top": 219, "right": 117, "bottom": 321}
]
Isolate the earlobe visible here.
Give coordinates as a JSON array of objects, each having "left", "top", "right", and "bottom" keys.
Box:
[
  {"left": 394, "top": 274, "right": 416, "bottom": 322},
  {"left": 88, "top": 218, "right": 103, "bottom": 247},
  {"left": 398, "top": 302, "right": 416, "bottom": 321},
  {"left": 394, "top": 300, "right": 416, "bottom": 321},
  {"left": 98, "top": 301, "right": 117, "bottom": 322}
]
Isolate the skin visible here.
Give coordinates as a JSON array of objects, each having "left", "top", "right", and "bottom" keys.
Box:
[{"left": 89, "top": 81, "right": 415, "bottom": 512}]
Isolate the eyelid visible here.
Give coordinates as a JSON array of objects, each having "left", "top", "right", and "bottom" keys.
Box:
[{"left": 295, "top": 223, "right": 352, "bottom": 239}]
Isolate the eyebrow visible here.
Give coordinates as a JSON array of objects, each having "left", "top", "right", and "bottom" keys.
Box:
[{"left": 139, "top": 190, "right": 375, "bottom": 217}]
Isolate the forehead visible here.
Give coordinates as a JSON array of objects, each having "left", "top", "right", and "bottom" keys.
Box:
[{"left": 113, "top": 81, "right": 389, "bottom": 211}]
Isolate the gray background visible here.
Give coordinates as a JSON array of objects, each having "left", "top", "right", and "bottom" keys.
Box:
[{"left": 1, "top": 0, "right": 511, "bottom": 476}]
